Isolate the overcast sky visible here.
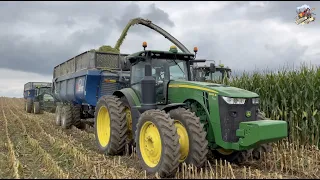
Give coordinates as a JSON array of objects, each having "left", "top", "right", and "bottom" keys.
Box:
[{"left": 1, "top": 1, "right": 319, "bottom": 97}]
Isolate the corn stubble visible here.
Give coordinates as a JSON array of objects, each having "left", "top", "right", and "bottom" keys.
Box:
[{"left": 1, "top": 63, "right": 320, "bottom": 180}]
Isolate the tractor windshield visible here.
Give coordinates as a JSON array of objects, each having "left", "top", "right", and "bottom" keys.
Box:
[
  {"left": 152, "top": 59, "right": 188, "bottom": 82},
  {"left": 131, "top": 58, "right": 189, "bottom": 103},
  {"left": 39, "top": 87, "right": 51, "bottom": 95},
  {"left": 210, "top": 71, "right": 225, "bottom": 81},
  {"left": 131, "top": 59, "right": 188, "bottom": 85},
  {"left": 195, "top": 68, "right": 230, "bottom": 82}
]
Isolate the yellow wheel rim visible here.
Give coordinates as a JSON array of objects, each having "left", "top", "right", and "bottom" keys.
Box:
[
  {"left": 217, "top": 148, "right": 234, "bottom": 155},
  {"left": 97, "top": 106, "right": 111, "bottom": 147},
  {"left": 174, "top": 120, "right": 189, "bottom": 162},
  {"left": 139, "top": 121, "right": 162, "bottom": 168},
  {"left": 125, "top": 107, "right": 132, "bottom": 140}
]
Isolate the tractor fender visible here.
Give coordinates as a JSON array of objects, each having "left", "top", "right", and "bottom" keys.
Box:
[
  {"left": 161, "top": 103, "right": 187, "bottom": 113},
  {"left": 113, "top": 88, "right": 141, "bottom": 107},
  {"left": 113, "top": 88, "right": 141, "bottom": 139}
]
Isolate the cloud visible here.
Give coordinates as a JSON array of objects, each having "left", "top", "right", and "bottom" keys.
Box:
[
  {"left": 1, "top": 1, "right": 320, "bottom": 97},
  {"left": 0, "top": 1, "right": 174, "bottom": 76},
  {"left": 113, "top": 2, "right": 175, "bottom": 38},
  {"left": 156, "top": 1, "right": 320, "bottom": 72},
  {"left": 0, "top": 68, "right": 52, "bottom": 98}
]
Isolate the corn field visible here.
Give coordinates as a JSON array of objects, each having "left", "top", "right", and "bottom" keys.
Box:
[
  {"left": 218, "top": 64, "right": 320, "bottom": 148},
  {"left": 0, "top": 96, "right": 320, "bottom": 179}
]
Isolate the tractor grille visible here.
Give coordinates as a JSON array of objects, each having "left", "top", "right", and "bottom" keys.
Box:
[{"left": 218, "top": 96, "right": 259, "bottom": 143}]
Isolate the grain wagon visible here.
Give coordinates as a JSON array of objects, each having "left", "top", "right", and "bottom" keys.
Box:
[{"left": 52, "top": 50, "right": 130, "bottom": 129}]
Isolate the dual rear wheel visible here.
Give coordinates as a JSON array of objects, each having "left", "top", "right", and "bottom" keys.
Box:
[
  {"left": 25, "top": 98, "right": 41, "bottom": 114},
  {"left": 94, "top": 95, "right": 208, "bottom": 178},
  {"left": 55, "top": 104, "right": 85, "bottom": 129}
]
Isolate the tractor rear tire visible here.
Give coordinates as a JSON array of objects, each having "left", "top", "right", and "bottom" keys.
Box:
[
  {"left": 120, "top": 97, "right": 134, "bottom": 148},
  {"left": 169, "top": 107, "right": 208, "bottom": 168},
  {"left": 33, "top": 101, "right": 41, "bottom": 114},
  {"left": 55, "top": 105, "right": 62, "bottom": 126},
  {"left": 26, "top": 98, "right": 33, "bottom": 113},
  {"left": 61, "top": 105, "right": 73, "bottom": 129},
  {"left": 135, "top": 109, "right": 180, "bottom": 178},
  {"left": 94, "top": 95, "right": 128, "bottom": 156},
  {"left": 73, "top": 105, "right": 86, "bottom": 130}
]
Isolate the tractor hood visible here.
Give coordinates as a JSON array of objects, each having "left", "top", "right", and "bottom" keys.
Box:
[{"left": 169, "top": 80, "right": 259, "bottom": 98}]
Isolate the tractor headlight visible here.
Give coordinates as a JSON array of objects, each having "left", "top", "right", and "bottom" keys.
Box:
[
  {"left": 222, "top": 96, "right": 246, "bottom": 104},
  {"left": 252, "top": 98, "right": 260, "bottom": 104}
]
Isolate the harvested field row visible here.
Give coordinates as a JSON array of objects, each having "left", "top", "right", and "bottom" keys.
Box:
[{"left": 1, "top": 97, "right": 319, "bottom": 179}]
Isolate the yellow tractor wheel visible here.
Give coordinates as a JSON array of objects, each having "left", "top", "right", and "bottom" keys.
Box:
[
  {"left": 169, "top": 108, "right": 208, "bottom": 167},
  {"left": 94, "top": 95, "right": 128, "bottom": 155},
  {"left": 135, "top": 109, "right": 180, "bottom": 178}
]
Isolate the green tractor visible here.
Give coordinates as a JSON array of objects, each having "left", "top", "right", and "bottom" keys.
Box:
[
  {"left": 24, "top": 82, "right": 57, "bottom": 114},
  {"left": 192, "top": 60, "right": 232, "bottom": 83},
  {"left": 94, "top": 43, "right": 288, "bottom": 178}
]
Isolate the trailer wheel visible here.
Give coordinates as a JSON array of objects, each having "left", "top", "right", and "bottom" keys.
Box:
[
  {"left": 33, "top": 102, "right": 41, "bottom": 114},
  {"left": 26, "top": 98, "right": 33, "bottom": 113},
  {"left": 73, "top": 105, "right": 86, "bottom": 130},
  {"left": 135, "top": 109, "right": 180, "bottom": 178},
  {"left": 61, "top": 105, "right": 73, "bottom": 129},
  {"left": 169, "top": 107, "right": 208, "bottom": 168},
  {"left": 94, "top": 95, "right": 128, "bottom": 155},
  {"left": 55, "top": 105, "right": 62, "bottom": 126}
]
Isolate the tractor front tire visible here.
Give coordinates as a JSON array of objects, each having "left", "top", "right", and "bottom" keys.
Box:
[
  {"left": 94, "top": 95, "right": 127, "bottom": 156},
  {"left": 251, "top": 111, "right": 273, "bottom": 160},
  {"left": 55, "top": 105, "right": 62, "bottom": 126},
  {"left": 33, "top": 102, "right": 41, "bottom": 114},
  {"left": 212, "top": 111, "right": 274, "bottom": 164},
  {"left": 26, "top": 98, "right": 33, "bottom": 113},
  {"left": 135, "top": 109, "right": 180, "bottom": 178},
  {"left": 73, "top": 105, "right": 86, "bottom": 130},
  {"left": 169, "top": 107, "right": 208, "bottom": 168},
  {"left": 212, "top": 149, "right": 248, "bottom": 164},
  {"left": 61, "top": 105, "right": 73, "bottom": 129}
]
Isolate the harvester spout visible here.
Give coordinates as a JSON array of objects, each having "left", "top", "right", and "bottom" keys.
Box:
[{"left": 114, "top": 17, "right": 191, "bottom": 54}]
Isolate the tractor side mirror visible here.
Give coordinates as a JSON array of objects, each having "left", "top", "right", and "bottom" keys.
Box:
[{"left": 210, "top": 63, "right": 216, "bottom": 73}]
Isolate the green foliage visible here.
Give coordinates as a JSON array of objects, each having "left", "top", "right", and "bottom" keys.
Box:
[
  {"left": 97, "top": 45, "right": 119, "bottom": 53},
  {"left": 114, "top": 22, "right": 132, "bottom": 52},
  {"left": 218, "top": 64, "right": 320, "bottom": 147},
  {"left": 93, "top": 18, "right": 137, "bottom": 54}
]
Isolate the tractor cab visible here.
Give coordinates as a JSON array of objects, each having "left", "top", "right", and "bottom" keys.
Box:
[
  {"left": 35, "top": 86, "right": 52, "bottom": 96},
  {"left": 127, "top": 43, "right": 194, "bottom": 105},
  {"left": 193, "top": 63, "right": 231, "bottom": 82}
]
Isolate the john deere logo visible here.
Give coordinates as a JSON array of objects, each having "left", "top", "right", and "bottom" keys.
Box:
[{"left": 245, "top": 111, "right": 251, "bottom": 118}]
